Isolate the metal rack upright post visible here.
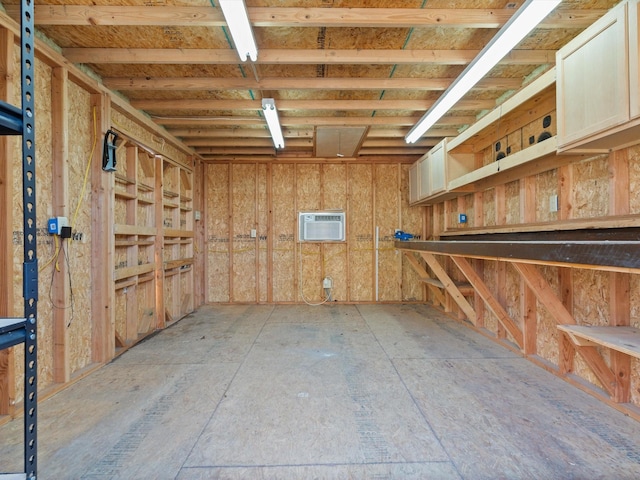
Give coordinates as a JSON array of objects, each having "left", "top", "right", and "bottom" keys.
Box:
[{"left": 0, "top": 0, "right": 38, "bottom": 478}]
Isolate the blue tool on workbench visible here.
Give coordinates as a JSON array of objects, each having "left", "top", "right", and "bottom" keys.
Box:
[{"left": 394, "top": 230, "right": 414, "bottom": 241}]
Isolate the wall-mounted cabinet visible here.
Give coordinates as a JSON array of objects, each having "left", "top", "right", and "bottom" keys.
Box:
[
  {"left": 409, "top": 69, "right": 564, "bottom": 205},
  {"left": 557, "top": 0, "right": 640, "bottom": 152}
]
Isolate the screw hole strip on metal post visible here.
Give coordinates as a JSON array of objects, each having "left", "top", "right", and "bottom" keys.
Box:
[{"left": 21, "top": 0, "right": 38, "bottom": 478}]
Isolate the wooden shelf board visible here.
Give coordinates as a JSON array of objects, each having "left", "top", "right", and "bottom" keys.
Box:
[
  {"left": 165, "top": 258, "right": 194, "bottom": 270},
  {"left": 137, "top": 196, "right": 155, "bottom": 205},
  {"left": 558, "top": 325, "right": 640, "bottom": 359},
  {"left": 421, "top": 277, "right": 474, "bottom": 295},
  {"left": 163, "top": 228, "right": 194, "bottom": 238},
  {"left": 441, "top": 214, "right": 640, "bottom": 237},
  {"left": 163, "top": 189, "right": 179, "bottom": 198},
  {"left": 448, "top": 136, "right": 559, "bottom": 191},
  {"left": 137, "top": 182, "right": 154, "bottom": 192},
  {"left": 114, "top": 263, "right": 155, "bottom": 281},
  {"left": 115, "top": 224, "right": 157, "bottom": 236},
  {"left": 114, "top": 173, "right": 135, "bottom": 185},
  {"left": 114, "top": 190, "right": 137, "bottom": 200},
  {"left": 447, "top": 68, "right": 556, "bottom": 151},
  {"left": 163, "top": 201, "right": 179, "bottom": 209}
]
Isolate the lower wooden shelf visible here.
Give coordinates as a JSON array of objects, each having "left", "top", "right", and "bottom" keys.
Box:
[{"left": 558, "top": 325, "right": 640, "bottom": 359}]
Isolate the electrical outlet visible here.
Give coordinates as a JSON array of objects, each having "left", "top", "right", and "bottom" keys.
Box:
[
  {"left": 549, "top": 194, "right": 559, "bottom": 213},
  {"left": 323, "top": 277, "right": 333, "bottom": 289}
]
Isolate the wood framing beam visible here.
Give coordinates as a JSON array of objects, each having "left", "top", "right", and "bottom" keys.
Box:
[
  {"left": 156, "top": 115, "right": 477, "bottom": 127},
  {"left": 131, "top": 98, "right": 496, "bottom": 112},
  {"left": 401, "top": 252, "right": 447, "bottom": 308},
  {"left": 91, "top": 93, "right": 115, "bottom": 363},
  {"left": 451, "top": 257, "right": 523, "bottom": 347},
  {"left": 62, "top": 48, "right": 557, "bottom": 66},
  {"left": 104, "top": 76, "right": 522, "bottom": 92},
  {"left": 511, "top": 262, "right": 616, "bottom": 397},
  {"left": 419, "top": 253, "right": 476, "bottom": 324},
  {"left": 20, "top": 6, "right": 603, "bottom": 28},
  {"left": 51, "top": 66, "right": 71, "bottom": 384}
]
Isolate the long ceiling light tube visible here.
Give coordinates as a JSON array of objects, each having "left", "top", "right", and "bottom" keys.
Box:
[
  {"left": 262, "top": 98, "right": 285, "bottom": 149},
  {"left": 405, "top": 0, "right": 561, "bottom": 144},
  {"left": 219, "top": 0, "right": 258, "bottom": 62}
]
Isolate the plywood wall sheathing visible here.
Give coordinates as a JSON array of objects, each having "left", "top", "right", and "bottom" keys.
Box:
[
  {"left": 348, "top": 164, "right": 374, "bottom": 302},
  {"left": 573, "top": 155, "right": 610, "bottom": 219},
  {"left": 232, "top": 164, "right": 258, "bottom": 303},
  {"left": 271, "top": 164, "right": 296, "bottom": 303},
  {"left": 205, "top": 164, "right": 230, "bottom": 303},
  {"left": 375, "top": 164, "right": 401, "bottom": 301}
]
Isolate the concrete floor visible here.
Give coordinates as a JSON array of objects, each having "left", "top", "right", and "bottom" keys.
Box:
[{"left": 1, "top": 304, "right": 640, "bottom": 479}]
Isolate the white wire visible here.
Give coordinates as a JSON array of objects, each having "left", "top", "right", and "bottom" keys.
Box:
[{"left": 298, "top": 245, "right": 332, "bottom": 306}]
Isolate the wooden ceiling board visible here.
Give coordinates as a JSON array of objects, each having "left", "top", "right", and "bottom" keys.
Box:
[{"left": 3, "top": 0, "right": 622, "bottom": 159}]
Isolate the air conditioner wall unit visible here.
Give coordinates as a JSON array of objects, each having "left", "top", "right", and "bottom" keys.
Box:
[{"left": 298, "top": 211, "right": 346, "bottom": 242}]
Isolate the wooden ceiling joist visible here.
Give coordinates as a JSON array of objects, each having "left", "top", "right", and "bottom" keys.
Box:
[
  {"left": 152, "top": 115, "right": 476, "bottom": 127},
  {"left": 105, "top": 77, "right": 522, "bottom": 91},
  {"left": 130, "top": 99, "right": 496, "bottom": 112},
  {"left": 62, "top": 48, "right": 556, "bottom": 66},
  {"left": 19, "top": 6, "right": 603, "bottom": 29}
]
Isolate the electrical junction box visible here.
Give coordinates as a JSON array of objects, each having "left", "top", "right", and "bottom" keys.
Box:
[
  {"left": 48, "top": 216, "right": 69, "bottom": 235},
  {"left": 458, "top": 213, "right": 467, "bottom": 224}
]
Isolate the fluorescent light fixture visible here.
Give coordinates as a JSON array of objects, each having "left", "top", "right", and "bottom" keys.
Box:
[
  {"left": 219, "top": 0, "right": 258, "bottom": 62},
  {"left": 262, "top": 98, "right": 285, "bottom": 149},
  {"left": 405, "top": 0, "right": 561, "bottom": 144}
]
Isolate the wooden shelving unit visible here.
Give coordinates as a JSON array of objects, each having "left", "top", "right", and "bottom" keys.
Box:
[
  {"left": 114, "top": 145, "right": 158, "bottom": 350},
  {"left": 113, "top": 147, "right": 195, "bottom": 347},
  {"left": 162, "top": 159, "right": 194, "bottom": 325}
]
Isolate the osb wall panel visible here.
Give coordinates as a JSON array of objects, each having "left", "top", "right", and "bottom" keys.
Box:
[
  {"left": 505, "top": 181, "right": 520, "bottom": 224},
  {"left": 323, "top": 164, "right": 348, "bottom": 303},
  {"left": 297, "top": 164, "right": 323, "bottom": 302},
  {"left": 67, "top": 82, "right": 97, "bottom": 375},
  {"left": 271, "top": 164, "right": 296, "bottom": 303},
  {"left": 535, "top": 169, "right": 558, "bottom": 222},
  {"left": 535, "top": 266, "right": 560, "bottom": 366},
  {"left": 375, "top": 164, "right": 401, "bottom": 301},
  {"left": 400, "top": 164, "right": 424, "bottom": 302},
  {"left": 205, "top": 164, "right": 230, "bottom": 303},
  {"left": 231, "top": 164, "right": 257, "bottom": 303},
  {"left": 482, "top": 188, "right": 496, "bottom": 227},
  {"left": 570, "top": 269, "right": 610, "bottom": 387},
  {"left": 348, "top": 164, "right": 374, "bottom": 302},
  {"left": 505, "top": 264, "right": 521, "bottom": 323},
  {"left": 464, "top": 194, "right": 475, "bottom": 228},
  {"left": 572, "top": 155, "right": 610, "bottom": 219},
  {"left": 138, "top": 279, "right": 155, "bottom": 334},
  {"left": 481, "top": 261, "right": 499, "bottom": 334}
]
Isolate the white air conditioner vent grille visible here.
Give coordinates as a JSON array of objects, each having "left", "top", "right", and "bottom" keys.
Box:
[{"left": 299, "top": 211, "right": 346, "bottom": 242}]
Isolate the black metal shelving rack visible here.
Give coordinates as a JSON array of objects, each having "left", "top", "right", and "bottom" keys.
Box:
[{"left": 0, "top": 0, "right": 38, "bottom": 479}]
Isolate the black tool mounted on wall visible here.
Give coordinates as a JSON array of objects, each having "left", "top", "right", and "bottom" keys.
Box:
[{"left": 102, "top": 129, "right": 119, "bottom": 172}]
